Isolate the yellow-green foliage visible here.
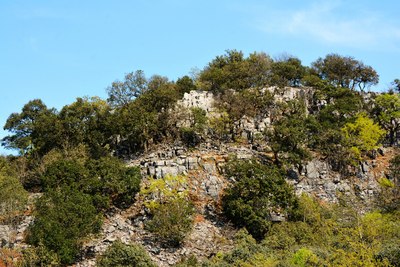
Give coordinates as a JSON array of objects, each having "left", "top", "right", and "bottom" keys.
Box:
[
  {"left": 202, "top": 195, "right": 399, "bottom": 267},
  {"left": 378, "top": 177, "right": 395, "bottom": 188},
  {"left": 290, "top": 248, "right": 319, "bottom": 267},
  {"left": 140, "top": 175, "right": 194, "bottom": 247},
  {"left": 0, "top": 158, "right": 28, "bottom": 225},
  {"left": 342, "top": 113, "right": 386, "bottom": 153},
  {"left": 140, "top": 174, "right": 189, "bottom": 211},
  {"left": 208, "top": 112, "right": 230, "bottom": 141}
]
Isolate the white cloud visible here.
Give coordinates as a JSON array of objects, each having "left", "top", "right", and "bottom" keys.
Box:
[{"left": 255, "top": 1, "right": 400, "bottom": 51}]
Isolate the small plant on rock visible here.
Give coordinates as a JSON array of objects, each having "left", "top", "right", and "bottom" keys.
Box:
[
  {"left": 97, "top": 240, "right": 156, "bottom": 267},
  {"left": 140, "top": 175, "right": 195, "bottom": 247}
]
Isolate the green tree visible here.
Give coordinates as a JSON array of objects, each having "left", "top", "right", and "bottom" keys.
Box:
[
  {"left": 110, "top": 79, "right": 181, "bottom": 153},
  {"left": 27, "top": 186, "right": 102, "bottom": 265},
  {"left": 222, "top": 160, "right": 297, "bottom": 240},
  {"left": 246, "top": 52, "right": 273, "bottom": 88},
  {"left": 341, "top": 113, "right": 386, "bottom": 159},
  {"left": 312, "top": 54, "right": 379, "bottom": 90},
  {"left": 317, "top": 87, "right": 365, "bottom": 128},
  {"left": 0, "top": 157, "right": 28, "bottom": 225},
  {"left": 199, "top": 50, "right": 272, "bottom": 93},
  {"left": 392, "top": 79, "right": 400, "bottom": 93},
  {"left": 176, "top": 75, "right": 197, "bottom": 97},
  {"left": 106, "top": 70, "right": 147, "bottom": 108},
  {"left": 372, "top": 93, "right": 400, "bottom": 145},
  {"left": 58, "top": 97, "right": 111, "bottom": 158},
  {"left": 2, "top": 99, "right": 59, "bottom": 155},
  {"left": 112, "top": 102, "right": 158, "bottom": 154},
  {"left": 266, "top": 100, "right": 311, "bottom": 167},
  {"left": 85, "top": 156, "right": 141, "bottom": 209},
  {"left": 41, "top": 156, "right": 141, "bottom": 210},
  {"left": 97, "top": 240, "right": 156, "bottom": 267},
  {"left": 270, "top": 56, "right": 306, "bottom": 87}
]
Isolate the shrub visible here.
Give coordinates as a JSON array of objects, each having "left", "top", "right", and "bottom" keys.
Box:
[
  {"left": 40, "top": 156, "right": 142, "bottom": 210},
  {"left": 27, "top": 186, "right": 102, "bottom": 265},
  {"left": 0, "top": 158, "right": 28, "bottom": 225},
  {"left": 85, "top": 156, "right": 141, "bottom": 209},
  {"left": 341, "top": 113, "right": 386, "bottom": 154},
  {"left": 376, "top": 154, "right": 400, "bottom": 212},
  {"left": 0, "top": 173, "right": 28, "bottom": 225},
  {"left": 146, "top": 197, "right": 194, "bottom": 247},
  {"left": 180, "top": 127, "right": 201, "bottom": 148},
  {"left": 140, "top": 175, "right": 195, "bottom": 247},
  {"left": 0, "top": 248, "right": 23, "bottom": 267},
  {"left": 222, "top": 160, "right": 297, "bottom": 240},
  {"left": 20, "top": 243, "right": 60, "bottom": 267},
  {"left": 97, "top": 240, "right": 156, "bottom": 267},
  {"left": 290, "top": 248, "right": 319, "bottom": 267}
]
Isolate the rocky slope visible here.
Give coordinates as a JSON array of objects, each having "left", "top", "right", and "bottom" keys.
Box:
[{"left": 72, "top": 142, "right": 395, "bottom": 266}]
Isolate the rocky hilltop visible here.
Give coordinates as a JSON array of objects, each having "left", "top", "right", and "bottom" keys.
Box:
[
  {"left": 71, "top": 88, "right": 397, "bottom": 266},
  {"left": 1, "top": 86, "right": 398, "bottom": 267}
]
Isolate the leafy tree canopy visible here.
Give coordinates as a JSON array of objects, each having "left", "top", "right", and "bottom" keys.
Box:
[
  {"left": 199, "top": 50, "right": 273, "bottom": 93},
  {"left": 312, "top": 53, "right": 379, "bottom": 91},
  {"left": 372, "top": 93, "right": 400, "bottom": 145},
  {"left": 106, "top": 70, "right": 147, "bottom": 108},
  {"left": 270, "top": 56, "right": 306, "bottom": 87},
  {"left": 341, "top": 113, "right": 386, "bottom": 157},
  {"left": 2, "top": 99, "right": 58, "bottom": 155}
]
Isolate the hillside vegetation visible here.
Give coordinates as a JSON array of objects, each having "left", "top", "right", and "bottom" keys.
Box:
[{"left": 0, "top": 50, "right": 399, "bottom": 266}]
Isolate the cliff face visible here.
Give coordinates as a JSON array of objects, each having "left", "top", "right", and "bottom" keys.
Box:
[
  {"left": 130, "top": 144, "right": 393, "bottom": 207},
  {"left": 171, "top": 88, "right": 393, "bottom": 204}
]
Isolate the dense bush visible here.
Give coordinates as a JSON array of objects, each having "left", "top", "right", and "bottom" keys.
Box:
[
  {"left": 222, "top": 159, "right": 297, "bottom": 240},
  {"left": 97, "top": 240, "right": 156, "bottom": 267},
  {"left": 193, "top": 195, "right": 399, "bottom": 267},
  {"left": 40, "top": 156, "right": 141, "bottom": 210},
  {"left": 146, "top": 197, "right": 194, "bottom": 247},
  {"left": 27, "top": 186, "right": 102, "bottom": 265},
  {"left": 0, "top": 157, "right": 28, "bottom": 225},
  {"left": 20, "top": 243, "right": 61, "bottom": 267},
  {"left": 376, "top": 154, "right": 400, "bottom": 212},
  {"left": 85, "top": 156, "right": 141, "bottom": 209}
]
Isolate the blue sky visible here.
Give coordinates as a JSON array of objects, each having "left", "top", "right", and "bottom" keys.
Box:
[{"left": 1, "top": 0, "right": 399, "bottom": 155}]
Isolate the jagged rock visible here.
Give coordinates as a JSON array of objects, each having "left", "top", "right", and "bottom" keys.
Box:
[
  {"left": 361, "top": 161, "right": 369, "bottom": 173},
  {"left": 324, "top": 182, "right": 336, "bottom": 194},
  {"left": 186, "top": 157, "right": 199, "bottom": 170},
  {"left": 0, "top": 225, "right": 11, "bottom": 248},
  {"left": 306, "top": 161, "right": 319, "bottom": 179},
  {"left": 203, "top": 175, "right": 221, "bottom": 199},
  {"left": 202, "top": 162, "right": 216, "bottom": 173}
]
